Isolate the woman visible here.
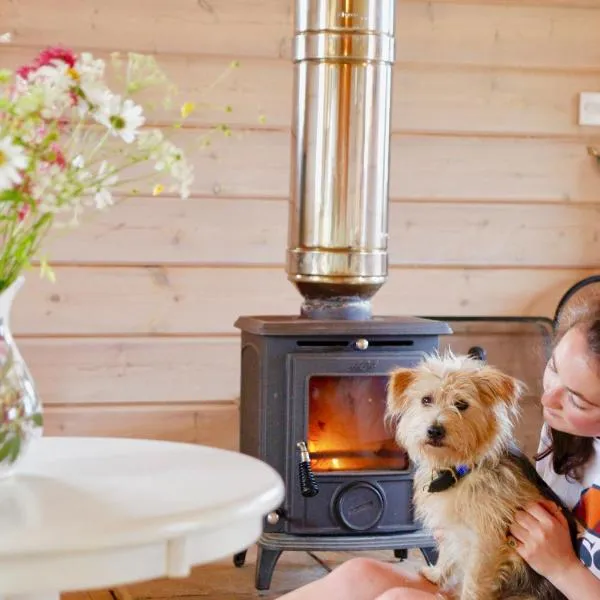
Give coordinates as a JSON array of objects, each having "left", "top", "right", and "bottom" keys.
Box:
[{"left": 278, "top": 304, "right": 600, "bottom": 600}]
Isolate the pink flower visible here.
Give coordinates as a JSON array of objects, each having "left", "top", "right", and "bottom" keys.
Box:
[{"left": 57, "top": 118, "right": 70, "bottom": 131}]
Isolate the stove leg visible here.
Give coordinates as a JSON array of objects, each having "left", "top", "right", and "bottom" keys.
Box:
[
  {"left": 255, "top": 545, "right": 283, "bottom": 590},
  {"left": 420, "top": 546, "right": 439, "bottom": 566}
]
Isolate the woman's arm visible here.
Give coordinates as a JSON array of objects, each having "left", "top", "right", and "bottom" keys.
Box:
[
  {"left": 550, "top": 559, "right": 600, "bottom": 600},
  {"left": 509, "top": 500, "right": 600, "bottom": 600}
]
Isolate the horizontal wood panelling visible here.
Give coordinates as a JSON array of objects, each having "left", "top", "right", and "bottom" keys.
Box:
[
  {"left": 21, "top": 333, "right": 547, "bottom": 406},
  {"left": 6, "top": 0, "right": 599, "bottom": 452},
  {"left": 405, "top": 0, "right": 600, "bottom": 7},
  {"left": 149, "top": 129, "right": 598, "bottom": 202},
  {"left": 21, "top": 337, "right": 239, "bottom": 404},
  {"left": 44, "top": 403, "right": 240, "bottom": 449},
  {"left": 5, "top": 2, "right": 600, "bottom": 70},
  {"left": 12, "top": 267, "right": 592, "bottom": 336},
  {"left": 2, "top": 128, "right": 595, "bottom": 203},
  {"left": 43, "top": 197, "right": 600, "bottom": 268},
  {"left": 396, "top": 2, "right": 600, "bottom": 71},
  {"left": 4, "top": 48, "right": 599, "bottom": 137}
]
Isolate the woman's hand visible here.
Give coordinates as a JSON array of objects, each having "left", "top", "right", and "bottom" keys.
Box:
[{"left": 508, "top": 499, "right": 579, "bottom": 579}]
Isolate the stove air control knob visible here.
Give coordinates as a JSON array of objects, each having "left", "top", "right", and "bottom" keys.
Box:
[
  {"left": 334, "top": 481, "right": 385, "bottom": 531},
  {"left": 355, "top": 338, "right": 369, "bottom": 351}
]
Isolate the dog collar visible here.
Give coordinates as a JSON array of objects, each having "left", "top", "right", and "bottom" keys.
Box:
[{"left": 427, "top": 465, "right": 471, "bottom": 493}]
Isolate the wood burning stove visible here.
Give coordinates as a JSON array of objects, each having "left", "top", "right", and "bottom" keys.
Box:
[{"left": 233, "top": 316, "right": 450, "bottom": 589}]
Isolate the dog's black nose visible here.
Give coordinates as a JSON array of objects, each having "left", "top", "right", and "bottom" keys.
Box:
[{"left": 427, "top": 424, "right": 446, "bottom": 441}]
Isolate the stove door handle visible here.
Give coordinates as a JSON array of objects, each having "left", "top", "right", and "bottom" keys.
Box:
[{"left": 297, "top": 441, "right": 319, "bottom": 498}]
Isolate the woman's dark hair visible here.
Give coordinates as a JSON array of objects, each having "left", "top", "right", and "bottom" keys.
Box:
[{"left": 535, "top": 301, "right": 600, "bottom": 481}]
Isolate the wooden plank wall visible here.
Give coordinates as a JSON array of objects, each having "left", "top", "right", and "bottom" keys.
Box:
[{"left": 2, "top": 0, "right": 600, "bottom": 448}]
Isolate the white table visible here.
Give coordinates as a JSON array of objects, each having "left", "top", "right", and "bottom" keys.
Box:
[{"left": 0, "top": 436, "right": 284, "bottom": 600}]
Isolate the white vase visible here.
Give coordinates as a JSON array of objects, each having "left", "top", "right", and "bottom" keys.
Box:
[{"left": 0, "top": 276, "right": 43, "bottom": 477}]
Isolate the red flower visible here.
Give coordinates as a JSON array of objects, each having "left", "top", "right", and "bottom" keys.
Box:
[
  {"left": 17, "top": 46, "right": 77, "bottom": 80},
  {"left": 49, "top": 143, "right": 66, "bottom": 169},
  {"left": 36, "top": 47, "right": 76, "bottom": 69},
  {"left": 16, "top": 64, "right": 36, "bottom": 80},
  {"left": 18, "top": 205, "right": 29, "bottom": 222}
]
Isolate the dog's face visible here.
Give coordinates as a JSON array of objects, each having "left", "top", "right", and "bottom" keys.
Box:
[{"left": 386, "top": 353, "right": 524, "bottom": 468}]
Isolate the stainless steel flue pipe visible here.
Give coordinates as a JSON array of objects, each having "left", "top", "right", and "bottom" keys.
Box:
[{"left": 286, "top": 0, "right": 396, "bottom": 320}]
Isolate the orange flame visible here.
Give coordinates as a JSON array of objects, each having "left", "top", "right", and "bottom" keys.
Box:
[{"left": 307, "top": 375, "right": 409, "bottom": 472}]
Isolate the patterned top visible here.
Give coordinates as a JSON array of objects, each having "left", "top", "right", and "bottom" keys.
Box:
[{"left": 536, "top": 425, "right": 600, "bottom": 579}]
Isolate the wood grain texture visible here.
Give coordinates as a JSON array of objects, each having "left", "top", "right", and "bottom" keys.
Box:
[
  {"left": 129, "top": 129, "right": 598, "bottom": 202},
  {"left": 63, "top": 591, "right": 114, "bottom": 600},
  {"left": 5, "top": 1, "right": 600, "bottom": 69},
  {"left": 114, "top": 545, "right": 337, "bottom": 600},
  {"left": 21, "top": 337, "right": 240, "bottom": 404},
  {"left": 21, "top": 331, "right": 549, "bottom": 407},
  {"left": 405, "top": 0, "right": 600, "bottom": 7},
  {"left": 43, "top": 197, "right": 600, "bottom": 268},
  {"left": 4, "top": 47, "right": 599, "bottom": 137},
  {"left": 5, "top": 0, "right": 599, "bottom": 452},
  {"left": 44, "top": 402, "right": 240, "bottom": 449},
  {"left": 12, "top": 267, "right": 591, "bottom": 336}
]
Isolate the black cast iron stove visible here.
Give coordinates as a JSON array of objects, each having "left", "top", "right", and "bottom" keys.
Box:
[{"left": 233, "top": 315, "right": 450, "bottom": 589}]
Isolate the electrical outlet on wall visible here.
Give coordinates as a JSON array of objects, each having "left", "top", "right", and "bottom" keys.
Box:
[{"left": 579, "top": 92, "right": 600, "bottom": 126}]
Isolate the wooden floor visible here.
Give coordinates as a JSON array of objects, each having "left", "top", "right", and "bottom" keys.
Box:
[{"left": 64, "top": 546, "right": 426, "bottom": 600}]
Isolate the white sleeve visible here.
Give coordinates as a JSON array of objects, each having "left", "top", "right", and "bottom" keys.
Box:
[
  {"left": 537, "top": 423, "right": 551, "bottom": 454},
  {"left": 535, "top": 423, "right": 552, "bottom": 477}
]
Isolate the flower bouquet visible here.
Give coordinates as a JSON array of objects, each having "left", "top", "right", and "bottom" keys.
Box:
[{"left": 0, "top": 42, "right": 235, "bottom": 474}]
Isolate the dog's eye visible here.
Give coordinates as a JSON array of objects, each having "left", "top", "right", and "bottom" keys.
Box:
[
  {"left": 455, "top": 400, "right": 469, "bottom": 411},
  {"left": 421, "top": 395, "right": 433, "bottom": 406}
]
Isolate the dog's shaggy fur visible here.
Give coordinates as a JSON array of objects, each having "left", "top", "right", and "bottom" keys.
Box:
[{"left": 385, "top": 352, "right": 579, "bottom": 600}]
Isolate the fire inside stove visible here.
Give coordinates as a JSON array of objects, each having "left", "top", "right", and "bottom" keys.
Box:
[{"left": 307, "top": 375, "right": 409, "bottom": 472}]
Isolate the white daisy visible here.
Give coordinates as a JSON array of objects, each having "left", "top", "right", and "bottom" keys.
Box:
[
  {"left": 0, "top": 137, "right": 28, "bottom": 191},
  {"left": 18, "top": 62, "right": 75, "bottom": 120},
  {"left": 74, "top": 54, "right": 109, "bottom": 116},
  {"left": 75, "top": 53, "right": 105, "bottom": 82},
  {"left": 96, "top": 93, "right": 145, "bottom": 144}
]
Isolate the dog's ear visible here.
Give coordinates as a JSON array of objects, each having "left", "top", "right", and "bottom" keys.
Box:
[
  {"left": 386, "top": 367, "right": 416, "bottom": 414},
  {"left": 473, "top": 366, "right": 526, "bottom": 416}
]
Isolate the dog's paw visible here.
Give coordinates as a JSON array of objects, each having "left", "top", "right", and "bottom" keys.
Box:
[{"left": 420, "top": 565, "right": 444, "bottom": 586}]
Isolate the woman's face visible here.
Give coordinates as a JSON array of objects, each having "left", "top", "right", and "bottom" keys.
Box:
[{"left": 541, "top": 325, "right": 600, "bottom": 437}]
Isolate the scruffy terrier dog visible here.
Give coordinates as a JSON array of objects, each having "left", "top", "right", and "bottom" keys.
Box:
[{"left": 385, "top": 352, "right": 579, "bottom": 600}]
